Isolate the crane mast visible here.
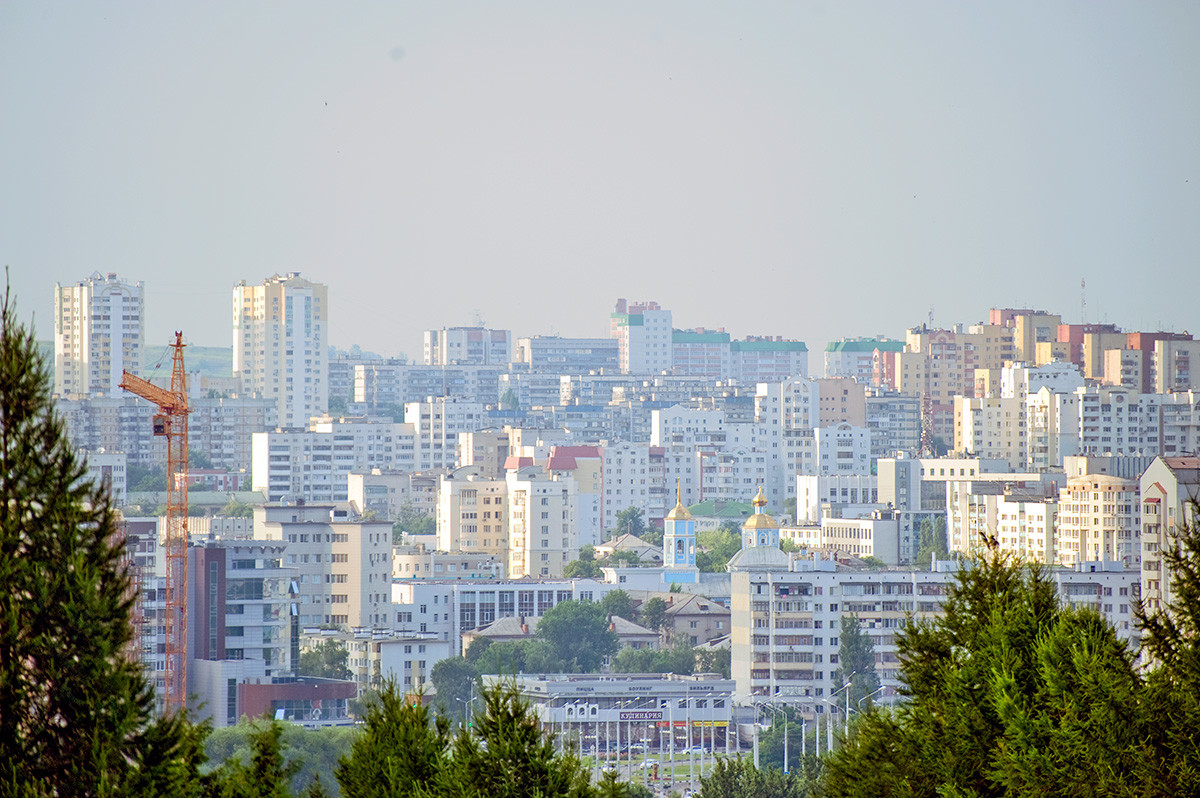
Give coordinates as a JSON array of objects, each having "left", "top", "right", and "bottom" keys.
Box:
[{"left": 120, "top": 332, "right": 190, "bottom": 714}]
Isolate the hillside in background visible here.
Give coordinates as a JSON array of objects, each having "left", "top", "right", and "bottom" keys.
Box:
[{"left": 38, "top": 341, "right": 234, "bottom": 381}]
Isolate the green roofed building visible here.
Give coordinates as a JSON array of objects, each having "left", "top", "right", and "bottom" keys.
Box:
[
  {"left": 730, "top": 336, "right": 808, "bottom": 383},
  {"left": 686, "top": 499, "right": 755, "bottom": 531},
  {"left": 672, "top": 328, "right": 732, "bottom": 378},
  {"left": 824, "top": 336, "right": 905, "bottom": 380}
]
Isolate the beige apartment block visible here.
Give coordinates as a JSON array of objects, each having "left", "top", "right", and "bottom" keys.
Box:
[
  {"left": 1152, "top": 339, "right": 1200, "bottom": 393},
  {"left": 1102, "top": 348, "right": 1144, "bottom": 390},
  {"left": 1010, "top": 311, "right": 1061, "bottom": 364},
  {"left": 1058, "top": 474, "right": 1139, "bottom": 566},
  {"left": 392, "top": 544, "right": 502, "bottom": 581},
  {"left": 954, "top": 395, "right": 1027, "bottom": 470},
  {"left": 507, "top": 466, "right": 577, "bottom": 579},
  {"left": 814, "top": 377, "right": 867, "bottom": 426},
  {"left": 233, "top": 273, "right": 329, "bottom": 427},
  {"left": 946, "top": 480, "right": 1059, "bottom": 563},
  {"left": 456, "top": 429, "right": 511, "bottom": 478},
  {"left": 437, "top": 466, "right": 509, "bottom": 561},
  {"left": 1082, "top": 331, "right": 1129, "bottom": 379},
  {"left": 254, "top": 503, "right": 392, "bottom": 628},
  {"left": 347, "top": 469, "right": 440, "bottom": 522}
]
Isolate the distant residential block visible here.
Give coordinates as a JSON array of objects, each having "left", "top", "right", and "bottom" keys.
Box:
[
  {"left": 54, "top": 271, "right": 144, "bottom": 398},
  {"left": 424, "top": 326, "right": 512, "bottom": 366},
  {"left": 233, "top": 272, "right": 329, "bottom": 427}
]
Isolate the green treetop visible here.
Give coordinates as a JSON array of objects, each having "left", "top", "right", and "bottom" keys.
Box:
[{"left": 0, "top": 285, "right": 208, "bottom": 794}]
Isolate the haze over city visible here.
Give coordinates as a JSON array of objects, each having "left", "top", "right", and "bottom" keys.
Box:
[{"left": 3, "top": 2, "right": 1197, "bottom": 357}]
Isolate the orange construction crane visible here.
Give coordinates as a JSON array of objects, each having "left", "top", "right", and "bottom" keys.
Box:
[{"left": 120, "top": 332, "right": 190, "bottom": 714}]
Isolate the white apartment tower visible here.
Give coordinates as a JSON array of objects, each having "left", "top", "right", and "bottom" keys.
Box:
[
  {"left": 611, "top": 298, "right": 673, "bottom": 375},
  {"left": 423, "top": 327, "right": 512, "bottom": 366},
  {"left": 233, "top": 273, "right": 329, "bottom": 427},
  {"left": 54, "top": 272, "right": 144, "bottom": 398}
]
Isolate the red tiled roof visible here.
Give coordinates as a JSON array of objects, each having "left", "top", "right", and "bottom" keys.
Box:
[{"left": 503, "top": 456, "right": 535, "bottom": 470}]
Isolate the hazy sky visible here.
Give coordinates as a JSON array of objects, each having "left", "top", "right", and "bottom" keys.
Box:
[{"left": 3, "top": 2, "right": 1197, "bottom": 360}]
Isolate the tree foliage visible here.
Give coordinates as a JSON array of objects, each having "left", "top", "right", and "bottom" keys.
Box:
[
  {"left": 338, "top": 679, "right": 607, "bottom": 798},
  {"left": 822, "top": 553, "right": 1148, "bottom": 797},
  {"left": 429, "top": 656, "right": 477, "bottom": 714},
  {"left": 611, "top": 638, "right": 697, "bottom": 675},
  {"left": 206, "top": 723, "right": 354, "bottom": 798},
  {"left": 695, "top": 646, "right": 732, "bottom": 678},
  {"left": 436, "top": 682, "right": 595, "bottom": 798},
  {"left": 393, "top": 502, "right": 435, "bottom": 537},
  {"left": 1135, "top": 498, "right": 1200, "bottom": 793},
  {"left": 535, "top": 599, "right": 618, "bottom": 672},
  {"left": 831, "top": 614, "right": 880, "bottom": 712},
  {"left": 220, "top": 497, "right": 256, "bottom": 518},
  {"left": 337, "top": 680, "right": 451, "bottom": 798},
  {"left": 211, "top": 720, "right": 301, "bottom": 798},
  {"left": 698, "top": 756, "right": 806, "bottom": 798},
  {"left": 638, "top": 597, "right": 668, "bottom": 631},
  {"left": 0, "top": 286, "right": 209, "bottom": 793},
  {"left": 601, "top": 589, "right": 636, "bottom": 621},
  {"left": 915, "top": 516, "right": 949, "bottom": 566},
  {"left": 696, "top": 524, "right": 742, "bottom": 573},
  {"left": 564, "top": 556, "right": 603, "bottom": 579},
  {"left": 610, "top": 550, "right": 643, "bottom": 567},
  {"left": 297, "top": 638, "right": 352, "bottom": 681},
  {"left": 614, "top": 506, "right": 646, "bottom": 538},
  {"left": 755, "top": 704, "right": 821, "bottom": 789},
  {"left": 128, "top": 462, "right": 168, "bottom": 492}
]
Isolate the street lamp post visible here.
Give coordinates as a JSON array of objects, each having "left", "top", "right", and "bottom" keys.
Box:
[
  {"left": 691, "top": 696, "right": 700, "bottom": 787},
  {"left": 829, "top": 676, "right": 854, "bottom": 741},
  {"left": 453, "top": 696, "right": 476, "bottom": 730},
  {"left": 858, "top": 685, "right": 886, "bottom": 714},
  {"left": 780, "top": 702, "right": 789, "bottom": 775},
  {"left": 761, "top": 703, "right": 781, "bottom": 771}
]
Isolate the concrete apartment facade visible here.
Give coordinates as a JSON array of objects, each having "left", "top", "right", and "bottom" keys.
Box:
[
  {"left": 54, "top": 271, "right": 144, "bottom": 398},
  {"left": 233, "top": 273, "right": 329, "bottom": 428}
]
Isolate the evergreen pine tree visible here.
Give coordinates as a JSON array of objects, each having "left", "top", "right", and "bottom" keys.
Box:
[
  {"left": 336, "top": 679, "right": 450, "bottom": 798},
  {"left": 1135, "top": 498, "right": 1200, "bottom": 793},
  {"left": 214, "top": 720, "right": 301, "bottom": 798},
  {"left": 0, "top": 285, "right": 205, "bottom": 793},
  {"left": 821, "top": 552, "right": 1145, "bottom": 797},
  {"left": 436, "top": 681, "right": 595, "bottom": 798}
]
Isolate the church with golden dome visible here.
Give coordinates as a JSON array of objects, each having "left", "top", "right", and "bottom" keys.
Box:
[{"left": 726, "top": 486, "right": 792, "bottom": 572}]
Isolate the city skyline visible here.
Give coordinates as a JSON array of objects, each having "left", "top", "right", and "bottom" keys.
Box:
[{"left": 4, "top": 3, "right": 1197, "bottom": 357}]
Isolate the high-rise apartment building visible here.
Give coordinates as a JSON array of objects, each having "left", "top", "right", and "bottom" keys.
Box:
[
  {"left": 423, "top": 327, "right": 512, "bottom": 366},
  {"left": 54, "top": 272, "right": 144, "bottom": 398},
  {"left": 611, "top": 299, "right": 673, "bottom": 375},
  {"left": 506, "top": 466, "right": 577, "bottom": 579},
  {"left": 1140, "top": 456, "right": 1200, "bottom": 612},
  {"left": 254, "top": 502, "right": 393, "bottom": 628},
  {"left": 730, "top": 337, "right": 809, "bottom": 383},
  {"left": 514, "top": 336, "right": 620, "bottom": 373},
  {"left": 824, "top": 337, "right": 904, "bottom": 380},
  {"left": 233, "top": 273, "right": 328, "bottom": 427}
]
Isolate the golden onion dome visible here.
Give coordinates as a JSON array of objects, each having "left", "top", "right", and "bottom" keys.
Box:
[
  {"left": 743, "top": 485, "right": 778, "bottom": 529},
  {"left": 665, "top": 479, "right": 692, "bottom": 520},
  {"left": 665, "top": 501, "right": 692, "bottom": 521},
  {"left": 743, "top": 512, "right": 779, "bottom": 530}
]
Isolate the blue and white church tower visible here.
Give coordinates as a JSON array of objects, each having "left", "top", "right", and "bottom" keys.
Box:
[{"left": 662, "top": 480, "right": 699, "bottom": 583}]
